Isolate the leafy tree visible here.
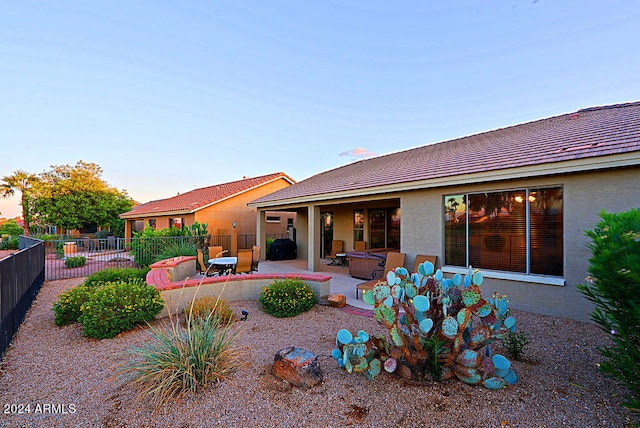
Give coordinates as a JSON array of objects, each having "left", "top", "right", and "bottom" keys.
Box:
[
  {"left": 0, "top": 219, "right": 24, "bottom": 236},
  {"left": 0, "top": 170, "right": 38, "bottom": 235},
  {"left": 31, "top": 161, "right": 133, "bottom": 232}
]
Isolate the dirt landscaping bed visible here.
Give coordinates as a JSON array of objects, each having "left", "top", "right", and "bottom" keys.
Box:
[{"left": 0, "top": 278, "right": 634, "bottom": 427}]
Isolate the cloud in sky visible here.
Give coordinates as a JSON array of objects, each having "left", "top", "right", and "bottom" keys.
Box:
[{"left": 339, "top": 147, "right": 378, "bottom": 160}]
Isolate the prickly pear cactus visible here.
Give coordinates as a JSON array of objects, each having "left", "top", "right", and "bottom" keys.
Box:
[{"left": 332, "top": 263, "right": 519, "bottom": 389}]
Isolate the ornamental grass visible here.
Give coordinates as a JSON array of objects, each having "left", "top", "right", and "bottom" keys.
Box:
[{"left": 116, "top": 285, "right": 243, "bottom": 409}]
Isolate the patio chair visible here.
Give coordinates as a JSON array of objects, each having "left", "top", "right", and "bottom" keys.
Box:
[
  {"left": 412, "top": 254, "right": 437, "bottom": 272},
  {"left": 354, "top": 240, "right": 366, "bottom": 251},
  {"left": 208, "top": 245, "right": 225, "bottom": 260},
  {"left": 356, "top": 251, "right": 406, "bottom": 299},
  {"left": 328, "top": 240, "right": 344, "bottom": 265},
  {"left": 251, "top": 245, "right": 261, "bottom": 272},
  {"left": 235, "top": 249, "right": 253, "bottom": 274},
  {"left": 197, "top": 249, "right": 214, "bottom": 276}
]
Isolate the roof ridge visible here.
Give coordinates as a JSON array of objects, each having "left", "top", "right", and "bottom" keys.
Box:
[
  {"left": 577, "top": 101, "right": 640, "bottom": 113},
  {"left": 365, "top": 100, "right": 640, "bottom": 158},
  {"left": 188, "top": 172, "right": 286, "bottom": 193}
]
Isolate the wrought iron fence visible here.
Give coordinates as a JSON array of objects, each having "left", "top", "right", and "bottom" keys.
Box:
[
  {"left": 1, "top": 237, "right": 45, "bottom": 358},
  {"left": 45, "top": 235, "right": 232, "bottom": 281}
]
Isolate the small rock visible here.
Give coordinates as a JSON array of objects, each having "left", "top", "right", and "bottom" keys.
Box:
[
  {"left": 273, "top": 347, "right": 323, "bottom": 389},
  {"left": 328, "top": 294, "right": 346, "bottom": 308}
]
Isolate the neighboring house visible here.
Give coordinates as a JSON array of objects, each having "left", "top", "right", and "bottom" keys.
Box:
[
  {"left": 120, "top": 172, "right": 296, "bottom": 255},
  {"left": 249, "top": 102, "right": 640, "bottom": 322}
]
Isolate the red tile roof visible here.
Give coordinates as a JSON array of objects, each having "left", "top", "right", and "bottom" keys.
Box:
[
  {"left": 252, "top": 102, "right": 640, "bottom": 205},
  {"left": 121, "top": 172, "right": 294, "bottom": 218}
]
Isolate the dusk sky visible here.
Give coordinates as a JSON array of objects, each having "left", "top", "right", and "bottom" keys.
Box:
[{"left": 1, "top": 1, "right": 639, "bottom": 219}]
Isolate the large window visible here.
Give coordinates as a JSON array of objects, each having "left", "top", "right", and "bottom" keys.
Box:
[
  {"left": 369, "top": 207, "right": 401, "bottom": 250},
  {"left": 444, "top": 187, "right": 562, "bottom": 276}
]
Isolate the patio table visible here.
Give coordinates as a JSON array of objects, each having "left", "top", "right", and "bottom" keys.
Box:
[{"left": 208, "top": 256, "right": 237, "bottom": 275}]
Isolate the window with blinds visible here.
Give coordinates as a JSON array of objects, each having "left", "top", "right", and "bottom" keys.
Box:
[{"left": 444, "top": 187, "right": 562, "bottom": 276}]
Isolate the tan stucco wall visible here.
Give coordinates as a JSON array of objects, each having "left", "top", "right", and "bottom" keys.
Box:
[{"left": 399, "top": 167, "right": 640, "bottom": 322}]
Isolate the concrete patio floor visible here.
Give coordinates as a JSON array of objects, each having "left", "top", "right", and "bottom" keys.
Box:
[{"left": 256, "top": 258, "right": 372, "bottom": 310}]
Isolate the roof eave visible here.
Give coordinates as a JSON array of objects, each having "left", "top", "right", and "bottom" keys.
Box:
[{"left": 120, "top": 208, "right": 195, "bottom": 219}]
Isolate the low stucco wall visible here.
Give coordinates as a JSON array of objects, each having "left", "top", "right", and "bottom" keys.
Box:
[{"left": 147, "top": 257, "right": 331, "bottom": 318}]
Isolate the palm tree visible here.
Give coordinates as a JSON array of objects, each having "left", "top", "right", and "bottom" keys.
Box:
[{"left": 0, "top": 170, "right": 38, "bottom": 235}]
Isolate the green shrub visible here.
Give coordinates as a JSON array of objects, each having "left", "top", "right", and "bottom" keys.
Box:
[
  {"left": 116, "top": 308, "right": 241, "bottom": 409},
  {"left": 83, "top": 267, "right": 150, "bottom": 288},
  {"left": 65, "top": 256, "right": 86, "bottom": 268},
  {"left": 259, "top": 278, "right": 317, "bottom": 318},
  {"left": 52, "top": 285, "right": 97, "bottom": 326},
  {"left": 577, "top": 208, "right": 640, "bottom": 416},
  {"left": 79, "top": 279, "right": 164, "bottom": 339},
  {"left": 55, "top": 241, "right": 64, "bottom": 259},
  {"left": 265, "top": 237, "right": 275, "bottom": 259},
  {"left": 153, "top": 241, "right": 197, "bottom": 263},
  {"left": 185, "top": 295, "right": 236, "bottom": 325},
  {"left": 502, "top": 331, "right": 530, "bottom": 361},
  {"left": 0, "top": 236, "right": 19, "bottom": 250}
]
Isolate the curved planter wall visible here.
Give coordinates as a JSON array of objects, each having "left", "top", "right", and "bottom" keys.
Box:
[{"left": 147, "top": 256, "right": 331, "bottom": 317}]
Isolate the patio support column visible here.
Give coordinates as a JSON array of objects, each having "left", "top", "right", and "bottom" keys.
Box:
[
  {"left": 256, "top": 210, "right": 266, "bottom": 260},
  {"left": 307, "top": 205, "right": 321, "bottom": 272}
]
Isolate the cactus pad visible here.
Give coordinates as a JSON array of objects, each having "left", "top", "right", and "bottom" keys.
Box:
[
  {"left": 491, "top": 354, "right": 511, "bottom": 371},
  {"left": 442, "top": 316, "right": 459, "bottom": 338},
  {"left": 419, "top": 317, "right": 434, "bottom": 333},
  {"left": 337, "top": 329, "right": 353, "bottom": 345},
  {"left": 413, "top": 295, "right": 430, "bottom": 312},
  {"left": 503, "top": 316, "right": 516, "bottom": 331},
  {"left": 405, "top": 283, "right": 418, "bottom": 299},
  {"left": 384, "top": 357, "right": 397, "bottom": 373},
  {"left": 390, "top": 326, "right": 403, "bottom": 347},
  {"left": 419, "top": 261, "right": 435, "bottom": 276},
  {"left": 373, "top": 305, "right": 396, "bottom": 326},
  {"left": 452, "top": 273, "right": 462, "bottom": 287},
  {"left": 503, "top": 369, "right": 518, "bottom": 384},
  {"left": 372, "top": 283, "right": 391, "bottom": 301},
  {"left": 368, "top": 358, "right": 382, "bottom": 378},
  {"left": 386, "top": 270, "right": 400, "bottom": 286},
  {"left": 461, "top": 286, "right": 482, "bottom": 307},
  {"left": 472, "top": 270, "right": 483, "bottom": 285},
  {"left": 362, "top": 289, "right": 376, "bottom": 305},
  {"left": 483, "top": 377, "right": 507, "bottom": 390}
]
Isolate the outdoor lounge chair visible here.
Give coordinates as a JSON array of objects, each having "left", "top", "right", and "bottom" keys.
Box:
[
  {"left": 235, "top": 249, "right": 253, "bottom": 274},
  {"left": 355, "top": 251, "right": 406, "bottom": 299},
  {"left": 354, "top": 240, "right": 366, "bottom": 251}
]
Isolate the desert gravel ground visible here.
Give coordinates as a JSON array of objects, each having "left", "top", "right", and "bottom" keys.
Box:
[{"left": 0, "top": 278, "right": 635, "bottom": 427}]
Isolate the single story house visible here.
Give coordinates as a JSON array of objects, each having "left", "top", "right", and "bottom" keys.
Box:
[
  {"left": 249, "top": 102, "right": 640, "bottom": 322},
  {"left": 120, "top": 172, "right": 296, "bottom": 255}
]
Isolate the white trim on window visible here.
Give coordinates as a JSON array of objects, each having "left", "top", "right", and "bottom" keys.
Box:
[{"left": 441, "top": 265, "right": 565, "bottom": 286}]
